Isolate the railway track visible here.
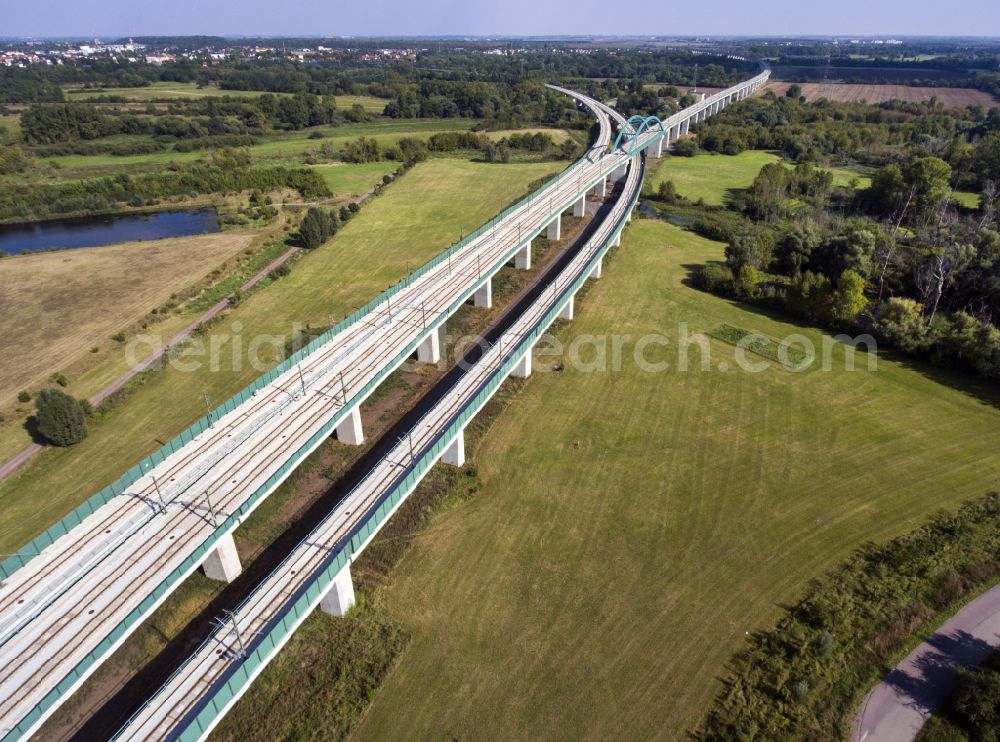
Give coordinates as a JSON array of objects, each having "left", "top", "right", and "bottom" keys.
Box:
[
  {"left": 0, "top": 88, "right": 624, "bottom": 741},
  {"left": 116, "top": 149, "right": 645, "bottom": 742},
  {"left": 0, "top": 67, "right": 769, "bottom": 740}
]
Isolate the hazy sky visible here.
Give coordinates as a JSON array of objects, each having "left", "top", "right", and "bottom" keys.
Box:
[{"left": 3, "top": 0, "right": 999, "bottom": 39}]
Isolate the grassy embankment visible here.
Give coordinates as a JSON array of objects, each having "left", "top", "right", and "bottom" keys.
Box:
[
  {"left": 0, "top": 158, "right": 564, "bottom": 554},
  {"left": 347, "top": 219, "right": 1000, "bottom": 739}
]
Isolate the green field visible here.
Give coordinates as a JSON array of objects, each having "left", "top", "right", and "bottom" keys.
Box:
[
  {"left": 648, "top": 150, "right": 873, "bottom": 205},
  {"left": 0, "top": 114, "right": 20, "bottom": 136},
  {"left": 37, "top": 119, "right": 478, "bottom": 172},
  {"left": 953, "top": 189, "right": 981, "bottom": 209},
  {"left": 64, "top": 81, "right": 389, "bottom": 111},
  {"left": 312, "top": 162, "right": 399, "bottom": 197},
  {"left": 352, "top": 220, "right": 1000, "bottom": 739},
  {"left": 0, "top": 157, "right": 564, "bottom": 553}
]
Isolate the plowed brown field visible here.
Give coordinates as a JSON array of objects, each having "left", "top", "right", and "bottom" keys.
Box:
[{"left": 765, "top": 81, "right": 997, "bottom": 108}]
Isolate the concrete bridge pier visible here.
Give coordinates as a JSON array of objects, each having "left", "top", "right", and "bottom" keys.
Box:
[
  {"left": 590, "top": 177, "right": 607, "bottom": 198},
  {"left": 336, "top": 405, "right": 364, "bottom": 445},
  {"left": 474, "top": 278, "right": 492, "bottom": 308},
  {"left": 610, "top": 231, "right": 621, "bottom": 248},
  {"left": 416, "top": 329, "right": 441, "bottom": 364},
  {"left": 611, "top": 162, "right": 628, "bottom": 180},
  {"left": 647, "top": 138, "right": 663, "bottom": 158},
  {"left": 589, "top": 258, "right": 602, "bottom": 280},
  {"left": 441, "top": 429, "right": 465, "bottom": 467},
  {"left": 202, "top": 533, "right": 242, "bottom": 582},
  {"left": 681, "top": 118, "right": 690, "bottom": 135},
  {"left": 573, "top": 194, "right": 587, "bottom": 218},
  {"left": 511, "top": 350, "right": 532, "bottom": 378},
  {"left": 319, "top": 562, "right": 355, "bottom": 618},
  {"left": 514, "top": 243, "right": 531, "bottom": 270},
  {"left": 558, "top": 295, "right": 575, "bottom": 321},
  {"left": 546, "top": 215, "right": 561, "bottom": 241}
]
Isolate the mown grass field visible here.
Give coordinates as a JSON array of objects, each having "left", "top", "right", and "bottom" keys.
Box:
[
  {"left": 0, "top": 232, "right": 253, "bottom": 407},
  {"left": 647, "top": 150, "right": 873, "bottom": 206},
  {"left": 353, "top": 220, "right": 1000, "bottom": 740},
  {"left": 313, "top": 162, "right": 400, "bottom": 197},
  {"left": 0, "top": 157, "right": 564, "bottom": 554}
]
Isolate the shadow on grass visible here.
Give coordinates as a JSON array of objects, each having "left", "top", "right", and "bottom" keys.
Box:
[{"left": 21, "top": 416, "right": 47, "bottom": 446}]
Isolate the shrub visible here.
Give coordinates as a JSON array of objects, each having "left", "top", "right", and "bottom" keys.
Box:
[
  {"left": 693, "top": 263, "right": 735, "bottom": 294},
  {"left": 34, "top": 388, "right": 87, "bottom": 446},
  {"left": 672, "top": 138, "right": 699, "bottom": 157},
  {"left": 17, "top": 390, "right": 31, "bottom": 403}
]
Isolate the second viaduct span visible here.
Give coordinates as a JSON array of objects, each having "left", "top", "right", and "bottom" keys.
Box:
[{"left": 0, "top": 61, "right": 768, "bottom": 741}]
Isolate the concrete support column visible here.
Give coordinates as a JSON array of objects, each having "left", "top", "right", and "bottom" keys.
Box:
[
  {"left": 612, "top": 162, "right": 628, "bottom": 180},
  {"left": 573, "top": 194, "right": 586, "bottom": 218},
  {"left": 336, "top": 405, "right": 364, "bottom": 445},
  {"left": 514, "top": 243, "right": 531, "bottom": 270},
  {"left": 682, "top": 118, "right": 690, "bottom": 135},
  {"left": 474, "top": 278, "right": 492, "bottom": 308},
  {"left": 442, "top": 428, "right": 465, "bottom": 467},
  {"left": 591, "top": 177, "right": 607, "bottom": 198},
  {"left": 319, "top": 562, "right": 355, "bottom": 617},
  {"left": 648, "top": 137, "right": 662, "bottom": 158},
  {"left": 589, "top": 258, "right": 602, "bottom": 280},
  {"left": 611, "top": 231, "right": 621, "bottom": 248},
  {"left": 546, "top": 216, "right": 561, "bottom": 241},
  {"left": 558, "top": 295, "right": 575, "bottom": 321},
  {"left": 511, "top": 350, "right": 532, "bottom": 378},
  {"left": 203, "top": 533, "right": 241, "bottom": 582},
  {"left": 416, "top": 329, "right": 440, "bottom": 364}
]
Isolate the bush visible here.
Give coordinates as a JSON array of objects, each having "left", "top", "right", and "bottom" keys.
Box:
[
  {"left": 672, "top": 138, "right": 699, "bottom": 157},
  {"left": 17, "top": 390, "right": 31, "bottom": 403},
  {"left": 693, "top": 263, "right": 735, "bottom": 294},
  {"left": 34, "top": 388, "right": 87, "bottom": 446}
]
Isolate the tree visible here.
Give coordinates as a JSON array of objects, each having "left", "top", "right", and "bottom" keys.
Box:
[
  {"left": 828, "top": 270, "right": 868, "bottom": 325},
  {"left": 725, "top": 229, "right": 774, "bottom": 273},
  {"left": 914, "top": 241, "right": 975, "bottom": 326},
  {"left": 905, "top": 156, "right": 953, "bottom": 217},
  {"left": 786, "top": 84, "right": 802, "bottom": 99},
  {"left": 34, "top": 388, "right": 87, "bottom": 447},
  {"left": 298, "top": 207, "right": 335, "bottom": 249}
]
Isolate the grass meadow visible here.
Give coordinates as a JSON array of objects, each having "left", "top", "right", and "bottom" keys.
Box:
[
  {"left": 647, "top": 150, "right": 873, "bottom": 206},
  {"left": 0, "top": 232, "right": 253, "bottom": 407},
  {"left": 352, "top": 220, "right": 1000, "bottom": 740},
  {"left": 64, "top": 81, "right": 389, "bottom": 111}
]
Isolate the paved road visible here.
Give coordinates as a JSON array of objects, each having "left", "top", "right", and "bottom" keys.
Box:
[{"left": 853, "top": 582, "right": 1000, "bottom": 741}]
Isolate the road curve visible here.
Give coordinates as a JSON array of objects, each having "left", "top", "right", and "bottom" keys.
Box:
[{"left": 853, "top": 582, "right": 1000, "bottom": 742}]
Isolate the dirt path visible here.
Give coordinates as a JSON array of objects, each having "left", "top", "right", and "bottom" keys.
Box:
[
  {"left": 852, "top": 582, "right": 1000, "bottom": 741},
  {"left": 0, "top": 246, "right": 299, "bottom": 484}
]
